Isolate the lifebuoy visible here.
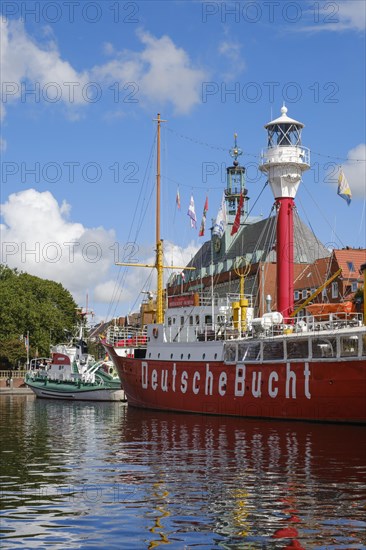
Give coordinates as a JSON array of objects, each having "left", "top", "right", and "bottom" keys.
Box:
[{"left": 152, "top": 327, "right": 159, "bottom": 339}]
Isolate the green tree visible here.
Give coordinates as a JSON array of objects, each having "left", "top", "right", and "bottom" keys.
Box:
[{"left": 0, "top": 265, "right": 78, "bottom": 369}]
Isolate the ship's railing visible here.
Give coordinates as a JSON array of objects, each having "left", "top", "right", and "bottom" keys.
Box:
[
  {"left": 226, "top": 293, "right": 254, "bottom": 307},
  {"left": 223, "top": 329, "right": 365, "bottom": 363},
  {"left": 166, "top": 324, "right": 243, "bottom": 343},
  {"left": 164, "top": 311, "right": 364, "bottom": 343},
  {"left": 106, "top": 326, "right": 148, "bottom": 348},
  {"left": 300, "top": 312, "right": 363, "bottom": 333},
  {"left": 185, "top": 294, "right": 254, "bottom": 308},
  {"left": 261, "top": 145, "right": 310, "bottom": 166}
]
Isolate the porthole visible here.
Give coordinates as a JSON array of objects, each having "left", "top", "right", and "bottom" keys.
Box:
[
  {"left": 214, "top": 353, "right": 217, "bottom": 359},
  {"left": 188, "top": 354, "right": 191, "bottom": 359},
  {"left": 170, "top": 353, "right": 173, "bottom": 359},
  {"left": 148, "top": 353, "right": 151, "bottom": 358},
  {"left": 158, "top": 353, "right": 160, "bottom": 358},
  {"left": 202, "top": 353, "right": 206, "bottom": 359},
  {"left": 181, "top": 353, "right": 184, "bottom": 359}
]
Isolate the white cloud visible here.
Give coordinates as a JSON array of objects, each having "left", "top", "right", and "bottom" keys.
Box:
[
  {"left": 218, "top": 40, "right": 246, "bottom": 79},
  {"left": 0, "top": 189, "right": 115, "bottom": 305},
  {"left": 102, "top": 238, "right": 200, "bottom": 315},
  {"left": 0, "top": 189, "right": 200, "bottom": 317},
  {"left": 94, "top": 280, "right": 128, "bottom": 304},
  {"left": 0, "top": 17, "right": 89, "bottom": 117},
  {"left": 92, "top": 30, "right": 208, "bottom": 114},
  {"left": 1, "top": 18, "right": 207, "bottom": 125},
  {"left": 302, "top": 0, "right": 366, "bottom": 32},
  {"left": 342, "top": 144, "right": 366, "bottom": 199}
]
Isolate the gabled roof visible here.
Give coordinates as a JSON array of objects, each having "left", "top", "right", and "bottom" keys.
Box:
[
  {"left": 333, "top": 249, "right": 366, "bottom": 280},
  {"left": 187, "top": 214, "right": 330, "bottom": 270},
  {"left": 293, "top": 257, "right": 331, "bottom": 290}
]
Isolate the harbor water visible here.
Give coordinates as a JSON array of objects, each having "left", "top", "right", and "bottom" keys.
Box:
[{"left": 1, "top": 395, "right": 365, "bottom": 549}]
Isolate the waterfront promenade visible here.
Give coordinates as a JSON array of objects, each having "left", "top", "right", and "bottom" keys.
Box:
[{"left": 0, "top": 370, "right": 32, "bottom": 394}]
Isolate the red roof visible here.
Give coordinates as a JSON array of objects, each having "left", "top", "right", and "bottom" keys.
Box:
[{"left": 333, "top": 249, "right": 366, "bottom": 281}]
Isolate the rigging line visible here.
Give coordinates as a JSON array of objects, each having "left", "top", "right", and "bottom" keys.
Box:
[
  {"left": 293, "top": 207, "right": 317, "bottom": 265},
  {"left": 110, "top": 270, "right": 129, "bottom": 320},
  {"left": 166, "top": 126, "right": 366, "bottom": 162},
  {"left": 165, "top": 126, "right": 260, "bottom": 158},
  {"left": 108, "top": 139, "right": 154, "bottom": 315},
  {"left": 162, "top": 175, "right": 224, "bottom": 190},
  {"left": 133, "top": 134, "right": 157, "bottom": 241},
  {"left": 106, "top": 131, "right": 157, "bottom": 321},
  {"left": 127, "top": 270, "right": 155, "bottom": 316},
  {"left": 110, "top": 182, "right": 155, "bottom": 319},
  {"left": 241, "top": 180, "right": 269, "bottom": 226},
  {"left": 311, "top": 151, "right": 366, "bottom": 162},
  {"left": 262, "top": 209, "right": 277, "bottom": 259},
  {"left": 300, "top": 181, "right": 346, "bottom": 249},
  {"left": 293, "top": 209, "right": 325, "bottom": 291},
  {"left": 226, "top": 180, "right": 271, "bottom": 255}
]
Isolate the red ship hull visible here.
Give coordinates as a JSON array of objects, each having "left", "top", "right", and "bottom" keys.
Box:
[{"left": 105, "top": 344, "right": 366, "bottom": 423}]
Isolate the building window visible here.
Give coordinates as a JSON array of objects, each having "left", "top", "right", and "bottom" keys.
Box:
[
  {"left": 347, "top": 261, "right": 355, "bottom": 272},
  {"left": 351, "top": 282, "right": 358, "bottom": 292},
  {"left": 302, "top": 289, "right": 307, "bottom": 299},
  {"left": 294, "top": 290, "right": 299, "bottom": 300},
  {"left": 322, "top": 288, "right": 327, "bottom": 298},
  {"left": 332, "top": 282, "right": 338, "bottom": 299}
]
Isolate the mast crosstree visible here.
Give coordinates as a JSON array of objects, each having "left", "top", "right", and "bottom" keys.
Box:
[{"left": 116, "top": 114, "right": 194, "bottom": 324}]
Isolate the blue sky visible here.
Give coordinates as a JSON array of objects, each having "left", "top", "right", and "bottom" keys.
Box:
[{"left": 1, "top": 0, "right": 365, "bottom": 321}]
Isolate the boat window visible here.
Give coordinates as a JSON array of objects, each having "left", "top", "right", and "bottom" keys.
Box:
[
  {"left": 238, "top": 342, "right": 261, "bottom": 361},
  {"left": 224, "top": 342, "right": 236, "bottom": 362},
  {"left": 205, "top": 315, "right": 212, "bottom": 325},
  {"left": 340, "top": 335, "right": 359, "bottom": 357},
  {"left": 195, "top": 315, "right": 200, "bottom": 325},
  {"left": 168, "top": 317, "right": 172, "bottom": 326},
  {"left": 189, "top": 316, "right": 193, "bottom": 325},
  {"left": 312, "top": 337, "right": 336, "bottom": 358},
  {"left": 173, "top": 317, "right": 176, "bottom": 325},
  {"left": 180, "top": 316, "right": 185, "bottom": 326},
  {"left": 287, "top": 339, "right": 309, "bottom": 359},
  {"left": 263, "top": 341, "right": 284, "bottom": 361}
]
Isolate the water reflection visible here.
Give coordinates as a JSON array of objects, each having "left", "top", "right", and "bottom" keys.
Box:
[{"left": 0, "top": 396, "right": 365, "bottom": 549}]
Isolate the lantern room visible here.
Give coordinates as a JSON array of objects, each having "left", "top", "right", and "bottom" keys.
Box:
[{"left": 259, "top": 105, "right": 310, "bottom": 199}]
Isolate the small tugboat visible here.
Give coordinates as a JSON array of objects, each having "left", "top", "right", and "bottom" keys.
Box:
[
  {"left": 26, "top": 321, "right": 125, "bottom": 401},
  {"left": 103, "top": 109, "right": 366, "bottom": 423}
]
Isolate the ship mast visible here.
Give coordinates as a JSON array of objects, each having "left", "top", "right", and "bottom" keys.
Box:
[
  {"left": 155, "top": 113, "right": 165, "bottom": 324},
  {"left": 116, "top": 114, "right": 194, "bottom": 325}
]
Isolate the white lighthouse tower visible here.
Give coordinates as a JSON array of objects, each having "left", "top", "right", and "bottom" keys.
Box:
[{"left": 259, "top": 105, "right": 310, "bottom": 319}]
